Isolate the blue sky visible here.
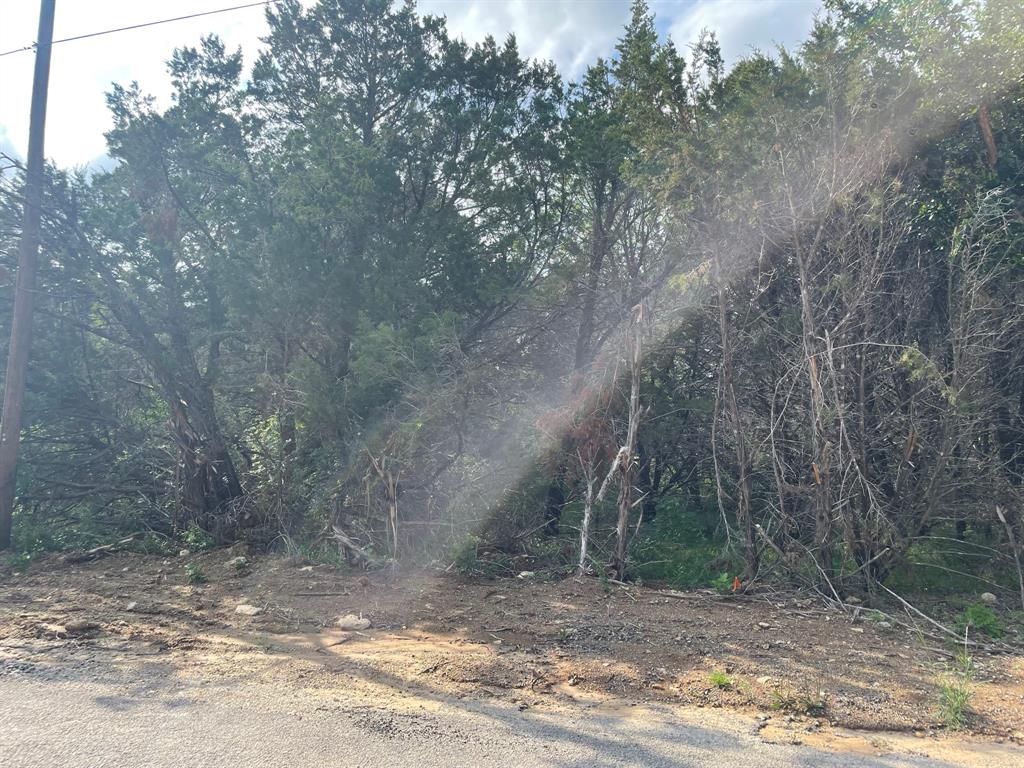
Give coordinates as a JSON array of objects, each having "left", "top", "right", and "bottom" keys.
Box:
[{"left": 0, "top": 1, "right": 820, "bottom": 169}]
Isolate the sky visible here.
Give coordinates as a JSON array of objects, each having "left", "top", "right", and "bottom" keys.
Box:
[{"left": 0, "top": 0, "right": 821, "bottom": 170}]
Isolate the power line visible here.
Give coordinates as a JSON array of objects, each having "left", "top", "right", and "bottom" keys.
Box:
[{"left": 0, "top": 0, "right": 281, "bottom": 58}]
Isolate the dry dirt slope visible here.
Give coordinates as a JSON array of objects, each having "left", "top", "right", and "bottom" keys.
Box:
[{"left": 0, "top": 549, "right": 1022, "bottom": 756}]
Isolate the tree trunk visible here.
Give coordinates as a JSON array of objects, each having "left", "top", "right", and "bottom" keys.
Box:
[
  {"left": 614, "top": 309, "right": 644, "bottom": 580},
  {"left": 714, "top": 256, "right": 758, "bottom": 580},
  {"left": 978, "top": 102, "right": 998, "bottom": 171}
]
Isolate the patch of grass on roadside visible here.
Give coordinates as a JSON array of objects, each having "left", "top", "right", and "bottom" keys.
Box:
[
  {"left": 708, "top": 671, "right": 733, "bottom": 689},
  {"left": 771, "top": 687, "right": 827, "bottom": 716},
  {"left": 938, "top": 649, "right": 974, "bottom": 730}
]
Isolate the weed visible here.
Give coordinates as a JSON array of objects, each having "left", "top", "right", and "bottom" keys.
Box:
[
  {"left": 956, "top": 603, "right": 1004, "bottom": 639},
  {"left": 451, "top": 534, "right": 482, "bottom": 575},
  {"left": 708, "top": 671, "right": 733, "bottom": 689},
  {"left": 771, "top": 687, "right": 827, "bottom": 716},
  {"left": 710, "top": 572, "right": 733, "bottom": 594},
  {"left": 449, "top": 534, "right": 512, "bottom": 578},
  {"left": 5, "top": 551, "right": 32, "bottom": 570},
  {"left": 938, "top": 648, "right": 973, "bottom": 729},
  {"left": 184, "top": 563, "right": 207, "bottom": 585},
  {"left": 134, "top": 532, "right": 172, "bottom": 556},
  {"left": 182, "top": 523, "right": 215, "bottom": 552}
]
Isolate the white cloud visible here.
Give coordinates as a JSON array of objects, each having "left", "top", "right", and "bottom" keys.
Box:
[
  {"left": 0, "top": 1, "right": 820, "bottom": 169},
  {"left": 667, "top": 0, "right": 820, "bottom": 64}
]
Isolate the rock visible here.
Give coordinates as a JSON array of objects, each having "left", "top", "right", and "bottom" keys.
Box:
[
  {"left": 226, "top": 556, "right": 248, "bottom": 570},
  {"left": 846, "top": 596, "right": 863, "bottom": 605},
  {"left": 235, "top": 604, "right": 263, "bottom": 616},
  {"left": 757, "top": 676, "right": 773, "bottom": 686},
  {"left": 126, "top": 601, "right": 138, "bottom": 612},
  {"left": 64, "top": 620, "right": 100, "bottom": 635},
  {"left": 877, "top": 621, "right": 892, "bottom": 629},
  {"left": 178, "top": 549, "right": 190, "bottom": 557},
  {"left": 298, "top": 565, "right": 314, "bottom": 572},
  {"left": 980, "top": 592, "right": 998, "bottom": 604},
  {"left": 516, "top": 571, "right": 536, "bottom": 579},
  {"left": 757, "top": 622, "right": 772, "bottom": 630},
  {"left": 336, "top": 613, "right": 371, "bottom": 631}
]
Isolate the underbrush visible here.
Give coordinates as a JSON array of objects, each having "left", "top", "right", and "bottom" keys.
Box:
[{"left": 627, "top": 501, "right": 734, "bottom": 589}]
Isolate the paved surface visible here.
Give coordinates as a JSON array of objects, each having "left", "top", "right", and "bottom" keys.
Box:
[{"left": 0, "top": 670, "right": 1007, "bottom": 768}]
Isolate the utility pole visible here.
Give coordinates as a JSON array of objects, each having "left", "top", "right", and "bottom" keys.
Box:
[{"left": 0, "top": 0, "right": 56, "bottom": 550}]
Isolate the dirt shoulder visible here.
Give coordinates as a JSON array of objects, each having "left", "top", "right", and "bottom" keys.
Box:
[{"left": 1, "top": 550, "right": 1022, "bottom": 753}]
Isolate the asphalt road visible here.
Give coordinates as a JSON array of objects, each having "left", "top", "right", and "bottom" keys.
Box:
[{"left": 0, "top": 669, "right": 1009, "bottom": 768}]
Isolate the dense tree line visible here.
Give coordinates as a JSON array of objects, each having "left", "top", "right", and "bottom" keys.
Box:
[{"left": 2, "top": 0, "right": 1023, "bottom": 597}]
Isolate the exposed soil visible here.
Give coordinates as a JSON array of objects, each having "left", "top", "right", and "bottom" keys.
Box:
[{"left": 1, "top": 548, "right": 1022, "bottom": 754}]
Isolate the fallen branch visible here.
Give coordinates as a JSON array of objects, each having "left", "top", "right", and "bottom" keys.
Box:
[{"left": 62, "top": 536, "right": 136, "bottom": 564}]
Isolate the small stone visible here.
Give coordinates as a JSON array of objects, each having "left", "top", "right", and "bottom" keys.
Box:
[
  {"left": 980, "top": 592, "right": 997, "bottom": 604},
  {"left": 851, "top": 627, "right": 865, "bottom": 633},
  {"left": 235, "top": 604, "right": 263, "bottom": 616},
  {"left": 336, "top": 613, "right": 371, "bottom": 631},
  {"left": 126, "top": 601, "right": 138, "bottom": 612},
  {"left": 517, "top": 571, "right": 536, "bottom": 579},
  {"left": 227, "top": 556, "right": 248, "bottom": 570},
  {"left": 846, "top": 596, "right": 863, "bottom": 605},
  {"left": 179, "top": 549, "right": 190, "bottom": 557},
  {"left": 299, "top": 565, "right": 314, "bottom": 572},
  {"left": 877, "top": 621, "right": 891, "bottom": 629},
  {"left": 64, "top": 620, "right": 100, "bottom": 635},
  {"left": 757, "top": 622, "right": 772, "bottom": 630}
]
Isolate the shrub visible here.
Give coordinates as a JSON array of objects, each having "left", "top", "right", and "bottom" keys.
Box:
[
  {"left": 184, "top": 564, "right": 207, "bottom": 585},
  {"left": 956, "top": 603, "right": 1004, "bottom": 639},
  {"left": 183, "top": 523, "right": 215, "bottom": 552}
]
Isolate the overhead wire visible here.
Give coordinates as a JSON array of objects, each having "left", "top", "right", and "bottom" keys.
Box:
[{"left": 0, "top": 0, "right": 281, "bottom": 58}]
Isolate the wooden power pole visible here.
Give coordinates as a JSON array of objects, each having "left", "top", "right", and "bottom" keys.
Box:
[{"left": 0, "top": 0, "right": 56, "bottom": 550}]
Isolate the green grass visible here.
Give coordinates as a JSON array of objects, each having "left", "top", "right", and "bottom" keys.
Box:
[
  {"left": 938, "top": 649, "right": 974, "bottom": 730},
  {"left": 708, "top": 671, "right": 733, "bottom": 689},
  {"left": 771, "top": 688, "right": 827, "bottom": 716}
]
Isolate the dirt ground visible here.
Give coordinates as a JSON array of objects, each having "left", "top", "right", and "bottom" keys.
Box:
[{"left": 1, "top": 548, "right": 1022, "bottom": 753}]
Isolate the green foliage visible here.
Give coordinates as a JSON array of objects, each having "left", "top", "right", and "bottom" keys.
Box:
[
  {"left": 629, "top": 499, "right": 732, "bottom": 589},
  {"left": 3, "top": 0, "right": 1024, "bottom": 596},
  {"left": 5, "top": 551, "right": 32, "bottom": 570},
  {"left": 452, "top": 534, "right": 483, "bottom": 575},
  {"left": 956, "top": 603, "right": 1004, "bottom": 639},
  {"left": 133, "top": 532, "right": 173, "bottom": 556},
  {"left": 182, "top": 524, "right": 215, "bottom": 553},
  {"left": 708, "top": 671, "right": 733, "bottom": 689},
  {"left": 450, "top": 534, "right": 516, "bottom": 578},
  {"left": 184, "top": 564, "right": 207, "bottom": 585},
  {"left": 938, "top": 649, "right": 974, "bottom": 730}
]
